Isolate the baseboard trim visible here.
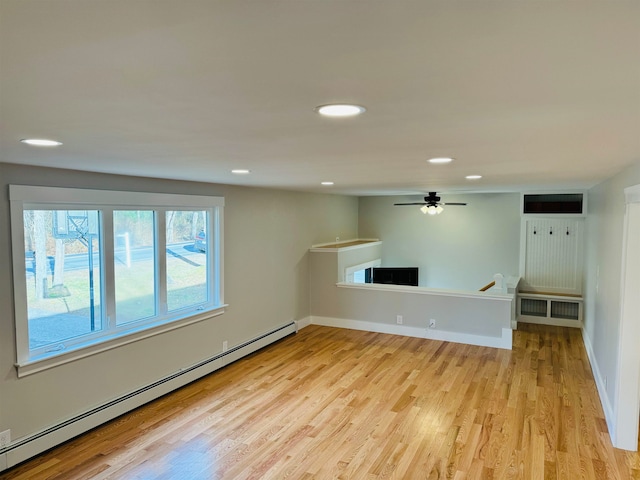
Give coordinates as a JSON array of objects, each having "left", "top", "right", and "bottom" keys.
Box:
[
  {"left": 294, "top": 316, "right": 312, "bottom": 330},
  {"left": 519, "top": 315, "right": 582, "bottom": 328},
  {"left": 581, "top": 327, "right": 616, "bottom": 444},
  {"left": 310, "top": 316, "right": 512, "bottom": 350},
  {"left": 0, "top": 321, "right": 297, "bottom": 472}
]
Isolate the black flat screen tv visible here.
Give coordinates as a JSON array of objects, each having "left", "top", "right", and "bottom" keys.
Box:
[{"left": 371, "top": 267, "right": 419, "bottom": 286}]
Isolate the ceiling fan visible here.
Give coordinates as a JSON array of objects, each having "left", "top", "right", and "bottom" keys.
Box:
[{"left": 394, "top": 192, "right": 467, "bottom": 215}]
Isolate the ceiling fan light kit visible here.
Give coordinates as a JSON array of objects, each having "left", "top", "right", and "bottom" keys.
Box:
[
  {"left": 420, "top": 205, "right": 444, "bottom": 215},
  {"left": 395, "top": 192, "right": 466, "bottom": 216}
]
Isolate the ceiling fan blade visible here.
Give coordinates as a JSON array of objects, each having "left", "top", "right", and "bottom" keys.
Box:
[{"left": 394, "top": 192, "right": 467, "bottom": 208}]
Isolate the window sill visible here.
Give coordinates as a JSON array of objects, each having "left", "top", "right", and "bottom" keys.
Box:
[{"left": 15, "top": 305, "right": 227, "bottom": 378}]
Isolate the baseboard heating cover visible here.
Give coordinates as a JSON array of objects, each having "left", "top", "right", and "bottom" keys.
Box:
[{"left": 0, "top": 321, "right": 297, "bottom": 472}]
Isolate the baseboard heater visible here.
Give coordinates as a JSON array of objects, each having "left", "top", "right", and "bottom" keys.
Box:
[{"left": 0, "top": 321, "right": 297, "bottom": 473}]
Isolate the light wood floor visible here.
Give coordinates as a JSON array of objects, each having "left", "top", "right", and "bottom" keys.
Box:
[{"left": 2, "top": 324, "right": 639, "bottom": 479}]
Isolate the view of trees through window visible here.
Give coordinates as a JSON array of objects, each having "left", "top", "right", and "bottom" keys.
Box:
[
  {"left": 23, "top": 209, "right": 209, "bottom": 352},
  {"left": 24, "top": 210, "right": 103, "bottom": 350},
  {"left": 166, "top": 210, "right": 208, "bottom": 311},
  {"left": 114, "top": 210, "right": 156, "bottom": 325}
]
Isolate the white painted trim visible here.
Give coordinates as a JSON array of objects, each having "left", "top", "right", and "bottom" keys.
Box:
[
  {"left": 519, "top": 217, "right": 527, "bottom": 282},
  {"left": 9, "top": 184, "right": 225, "bottom": 208},
  {"left": 517, "top": 293, "right": 583, "bottom": 328},
  {"left": 613, "top": 192, "right": 640, "bottom": 450},
  {"left": 344, "top": 258, "right": 381, "bottom": 283},
  {"left": 623, "top": 183, "right": 640, "bottom": 204},
  {"left": 519, "top": 190, "right": 587, "bottom": 218},
  {"left": 9, "top": 184, "right": 226, "bottom": 373},
  {"left": 294, "top": 316, "right": 312, "bottom": 330},
  {"left": 10, "top": 196, "right": 29, "bottom": 364},
  {"left": 581, "top": 327, "right": 616, "bottom": 441},
  {"left": 311, "top": 316, "right": 512, "bottom": 350},
  {"left": 517, "top": 292, "right": 583, "bottom": 302},
  {"left": 309, "top": 239, "right": 381, "bottom": 252},
  {"left": 16, "top": 307, "right": 227, "bottom": 377},
  {"left": 336, "top": 282, "right": 513, "bottom": 302},
  {"left": 518, "top": 315, "right": 582, "bottom": 329}
]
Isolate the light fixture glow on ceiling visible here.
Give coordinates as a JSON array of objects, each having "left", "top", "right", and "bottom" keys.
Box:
[
  {"left": 428, "top": 157, "right": 453, "bottom": 164},
  {"left": 465, "top": 175, "right": 482, "bottom": 180},
  {"left": 231, "top": 169, "right": 251, "bottom": 174},
  {"left": 315, "top": 104, "right": 366, "bottom": 117},
  {"left": 20, "top": 138, "right": 62, "bottom": 147},
  {"left": 321, "top": 181, "right": 334, "bottom": 186}
]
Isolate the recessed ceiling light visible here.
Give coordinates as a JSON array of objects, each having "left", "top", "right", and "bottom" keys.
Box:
[
  {"left": 231, "top": 169, "right": 251, "bottom": 174},
  {"left": 465, "top": 175, "right": 482, "bottom": 180},
  {"left": 428, "top": 157, "right": 453, "bottom": 164},
  {"left": 321, "top": 181, "right": 334, "bottom": 186},
  {"left": 20, "top": 138, "right": 62, "bottom": 147},
  {"left": 315, "top": 104, "right": 366, "bottom": 117}
]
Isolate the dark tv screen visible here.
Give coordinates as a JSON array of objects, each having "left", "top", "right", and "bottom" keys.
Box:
[{"left": 372, "top": 267, "right": 419, "bottom": 286}]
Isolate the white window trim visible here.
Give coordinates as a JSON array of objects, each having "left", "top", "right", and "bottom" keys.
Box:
[{"left": 10, "top": 185, "right": 225, "bottom": 377}]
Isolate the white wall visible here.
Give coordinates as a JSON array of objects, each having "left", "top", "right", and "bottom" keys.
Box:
[
  {"left": 0, "top": 163, "right": 358, "bottom": 446},
  {"left": 584, "top": 159, "right": 640, "bottom": 448},
  {"left": 358, "top": 193, "right": 521, "bottom": 290}
]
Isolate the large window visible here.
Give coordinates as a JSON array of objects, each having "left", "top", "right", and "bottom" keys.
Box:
[{"left": 10, "top": 186, "right": 225, "bottom": 376}]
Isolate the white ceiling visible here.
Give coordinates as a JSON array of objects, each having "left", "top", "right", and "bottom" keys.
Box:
[{"left": 1, "top": 1, "right": 639, "bottom": 196}]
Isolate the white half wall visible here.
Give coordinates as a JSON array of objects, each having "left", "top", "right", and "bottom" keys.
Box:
[{"left": 309, "top": 247, "right": 514, "bottom": 350}]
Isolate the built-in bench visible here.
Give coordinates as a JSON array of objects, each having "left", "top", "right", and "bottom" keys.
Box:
[{"left": 517, "top": 290, "right": 583, "bottom": 327}]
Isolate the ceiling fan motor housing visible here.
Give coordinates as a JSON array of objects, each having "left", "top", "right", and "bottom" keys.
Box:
[{"left": 425, "top": 193, "right": 441, "bottom": 204}]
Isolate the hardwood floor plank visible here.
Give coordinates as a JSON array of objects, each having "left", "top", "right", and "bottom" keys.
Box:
[{"left": 1, "top": 323, "right": 639, "bottom": 479}]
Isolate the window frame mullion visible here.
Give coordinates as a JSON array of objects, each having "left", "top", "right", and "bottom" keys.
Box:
[
  {"left": 102, "top": 207, "right": 116, "bottom": 331},
  {"left": 156, "top": 209, "right": 167, "bottom": 317},
  {"left": 212, "top": 208, "right": 221, "bottom": 306}
]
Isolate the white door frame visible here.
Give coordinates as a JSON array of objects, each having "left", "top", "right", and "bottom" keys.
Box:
[{"left": 614, "top": 185, "right": 640, "bottom": 450}]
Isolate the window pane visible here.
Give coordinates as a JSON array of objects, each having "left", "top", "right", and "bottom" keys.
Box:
[
  {"left": 24, "top": 210, "right": 102, "bottom": 350},
  {"left": 352, "top": 268, "right": 368, "bottom": 283},
  {"left": 114, "top": 211, "right": 156, "bottom": 325},
  {"left": 166, "top": 210, "right": 209, "bottom": 311}
]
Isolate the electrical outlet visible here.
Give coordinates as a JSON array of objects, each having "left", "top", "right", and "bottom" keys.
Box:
[
  {"left": 0, "top": 429, "right": 11, "bottom": 448},
  {"left": 222, "top": 340, "right": 228, "bottom": 352},
  {"left": 429, "top": 319, "right": 436, "bottom": 329},
  {"left": 396, "top": 315, "right": 403, "bottom": 325}
]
